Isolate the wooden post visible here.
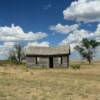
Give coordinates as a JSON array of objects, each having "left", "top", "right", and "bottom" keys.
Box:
[
  {"left": 49, "top": 57, "right": 53, "bottom": 68},
  {"left": 61, "top": 56, "right": 63, "bottom": 64},
  {"left": 35, "top": 57, "right": 38, "bottom": 64},
  {"left": 67, "top": 55, "right": 69, "bottom": 68}
]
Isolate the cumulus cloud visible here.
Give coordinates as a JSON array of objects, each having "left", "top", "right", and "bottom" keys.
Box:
[
  {"left": 3, "top": 42, "right": 15, "bottom": 48},
  {"left": 50, "top": 23, "right": 79, "bottom": 34},
  {"left": 0, "top": 48, "right": 8, "bottom": 55},
  {"left": 0, "top": 41, "right": 50, "bottom": 59},
  {"left": 0, "top": 24, "right": 47, "bottom": 41},
  {"left": 0, "top": 42, "right": 16, "bottom": 59},
  {"left": 63, "top": 0, "right": 100, "bottom": 22},
  {"left": 0, "top": 24, "right": 48, "bottom": 59},
  {"left": 95, "top": 23, "right": 100, "bottom": 35},
  {"left": 94, "top": 23, "right": 100, "bottom": 42},
  {"left": 61, "top": 29, "right": 90, "bottom": 44},
  {"left": 60, "top": 23, "right": 100, "bottom": 51},
  {"left": 49, "top": 23, "right": 100, "bottom": 51},
  {"left": 0, "top": 49, "right": 9, "bottom": 60},
  {"left": 26, "top": 41, "right": 50, "bottom": 48},
  {"left": 60, "top": 29, "right": 91, "bottom": 51}
]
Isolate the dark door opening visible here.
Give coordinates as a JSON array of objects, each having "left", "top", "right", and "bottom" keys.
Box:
[{"left": 49, "top": 57, "right": 53, "bottom": 68}]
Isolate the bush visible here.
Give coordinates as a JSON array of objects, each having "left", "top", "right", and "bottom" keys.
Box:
[{"left": 71, "top": 64, "right": 81, "bottom": 69}]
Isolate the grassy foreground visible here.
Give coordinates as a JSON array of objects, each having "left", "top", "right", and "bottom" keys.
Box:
[{"left": 0, "top": 62, "right": 100, "bottom": 100}]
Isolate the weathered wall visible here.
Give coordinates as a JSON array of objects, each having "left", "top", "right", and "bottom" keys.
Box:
[
  {"left": 53, "top": 57, "right": 68, "bottom": 67},
  {"left": 62, "top": 56, "right": 68, "bottom": 67},
  {"left": 26, "top": 56, "right": 68, "bottom": 68},
  {"left": 26, "top": 57, "right": 36, "bottom": 67},
  {"left": 53, "top": 57, "right": 61, "bottom": 66},
  {"left": 37, "top": 57, "right": 49, "bottom": 67},
  {"left": 26, "top": 56, "right": 49, "bottom": 68}
]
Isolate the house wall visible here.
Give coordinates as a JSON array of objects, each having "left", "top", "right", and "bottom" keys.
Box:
[
  {"left": 26, "top": 56, "right": 36, "bottom": 67},
  {"left": 62, "top": 56, "right": 68, "bottom": 67},
  {"left": 53, "top": 57, "right": 68, "bottom": 67},
  {"left": 37, "top": 57, "right": 49, "bottom": 67},
  {"left": 26, "top": 56, "right": 49, "bottom": 68},
  {"left": 53, "top": 57, "right": 61, "bottom": 67},
  {"left": 26, "top": 55, "right": 69, "bottom": 68}
]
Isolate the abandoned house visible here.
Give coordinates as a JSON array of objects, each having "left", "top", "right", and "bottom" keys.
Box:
[{"left": 25, "top": 45, "right": 70, "bottom": 68}]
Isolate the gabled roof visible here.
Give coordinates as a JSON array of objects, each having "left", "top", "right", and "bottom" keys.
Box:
[{"left": 25, "top": 45, "right": 70, "bottom": 56}]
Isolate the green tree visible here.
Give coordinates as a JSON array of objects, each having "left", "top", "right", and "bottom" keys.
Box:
[{"left": 75, "top": 38, "right": 100, "bottom": 64}]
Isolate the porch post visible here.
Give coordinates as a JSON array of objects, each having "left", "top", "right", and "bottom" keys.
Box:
[
  {"left": 35, "top": 57, "right": 38, "bottom": 64},
  {"left": 67, "top": 55, "right": 70, "bottom": 68},
  {"left": 61, "top": 56, "right": 63, "bottom": 64}
]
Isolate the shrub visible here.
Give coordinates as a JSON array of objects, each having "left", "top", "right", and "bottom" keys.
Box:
[{"left": 71, "top": 64, "right": 81, "bottom": 69}]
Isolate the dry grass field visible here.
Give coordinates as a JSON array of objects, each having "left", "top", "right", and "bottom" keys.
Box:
[{"left": 0, "top": 61, "right": 100, "bottom": 100}]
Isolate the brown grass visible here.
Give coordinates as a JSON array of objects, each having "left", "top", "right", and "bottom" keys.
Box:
[{"left": 0, "top": 61, "right": 100, "bottom": 100}]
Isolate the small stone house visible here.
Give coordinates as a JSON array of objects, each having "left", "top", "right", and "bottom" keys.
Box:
[{"left": 25, "top": 45, "right": 70, "bottom": 68}]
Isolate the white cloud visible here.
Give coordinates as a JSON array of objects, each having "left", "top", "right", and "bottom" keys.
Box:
[
  {"left": 0, "top": 48, "right": 8, "bottom": 55},
  {"left": 0, "top": 42, "right": 16, "bottom": 59},
  {"left": 94, "top": 23, "right": 100, "bottom": 42},
  {"left": 95, "top": 23, "right": 100, "bottom": 35},
  {"left": 50, "top": 23, "right": 79, "bottom": 34},
  {"left": 26, "top": 41, "right": 50, "bottom": 48},
  {"left": 0, "top": 42, "right": 15, "bottom": 50},
  {"left": 60, "top": 23, "right": 100, "bottom": 51},
  {"left": 95, "top": 46, "right": 100, "bottom": 60},
  {"left": 3, "top": 42, "right": 15, "bottom": 48},
  {"left": 60, "top": 29, "right": 91, "bottom": 51},
  {"left": 61, "top": 29, "right": 89, "bottom": 43},
  {"left": 0, "top": 41, "right": 50, "bottom": 60},
  {"left": 63, "top": 0, "right": 100, "bottom": 22},
  {"left": 0, "top": 24, "right": 47, "bottom": 41},
  {"left": 0, "top": 48, "right": 9, "bottom": 60},
  {"left": 0, "top": 24, "right": 48, "bottom": 60}
]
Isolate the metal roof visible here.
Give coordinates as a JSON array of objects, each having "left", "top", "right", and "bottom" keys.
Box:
[{"left": 25, "top": 45, "right": 70, "bottom": 56}]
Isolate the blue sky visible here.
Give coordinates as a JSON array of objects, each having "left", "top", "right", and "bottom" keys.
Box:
[
  {"left": 0, "top": 0, "right": 72, "bottom": 45},
  {"left": 0, "top": 0, "right": 100, "bottom": 60}
]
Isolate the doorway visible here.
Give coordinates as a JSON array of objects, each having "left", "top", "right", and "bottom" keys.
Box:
[{"left": 49, "top": 57, "right": 53, "bottom": 68}]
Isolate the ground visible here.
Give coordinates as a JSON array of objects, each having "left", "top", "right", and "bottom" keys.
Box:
[{"left": 0, "top": 61, "right": 100, "bottom": 100}]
